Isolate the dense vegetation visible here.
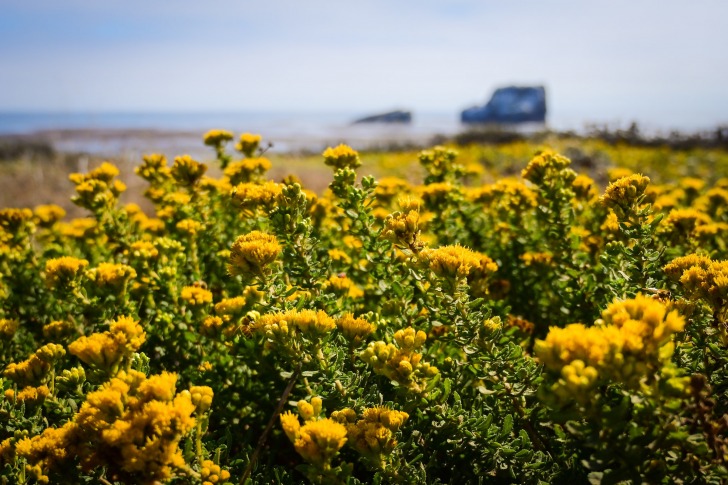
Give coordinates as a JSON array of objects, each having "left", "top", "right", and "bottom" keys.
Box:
[{"left": 0, "top": 131, "right": 727, "bottom": 484}]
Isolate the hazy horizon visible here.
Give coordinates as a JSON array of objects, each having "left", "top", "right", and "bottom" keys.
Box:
[{"left": 2, "top": 1, "right": 727, "bottom": 131}]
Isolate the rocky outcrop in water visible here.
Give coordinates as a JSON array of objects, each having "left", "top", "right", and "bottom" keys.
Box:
[
  {"left": 461, "top": 86, "right": 546, "bottom": 124},
  {"left": 353, "top": 110, "right": 412, "bottom": 124}
]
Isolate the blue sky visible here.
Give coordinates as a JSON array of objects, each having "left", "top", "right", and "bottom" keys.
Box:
[{"left": 1, "top": 1, "right": 727, "bottom": 129}]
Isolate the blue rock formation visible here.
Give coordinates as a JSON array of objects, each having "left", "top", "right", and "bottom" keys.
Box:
[
  {"left": 353, "top": 110, "right": 412, "bottom": 124},
  {"left": 461, "top": 86, "right": 546, "bottom": 124}
]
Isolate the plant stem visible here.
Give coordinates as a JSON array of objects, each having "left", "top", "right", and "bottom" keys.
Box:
[{"left": 240, "top": 363, "right": 302, "bottom": 484}]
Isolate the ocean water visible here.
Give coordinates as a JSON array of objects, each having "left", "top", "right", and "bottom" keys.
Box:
[{"left": 0, "top": 111, "right": 467, "bottom": 156}]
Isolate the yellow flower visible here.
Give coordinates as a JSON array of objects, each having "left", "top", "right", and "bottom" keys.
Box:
[
  {"left": 327, "top": 248, "right": 351, "bottom": 264},
  {"left": 535, "top": 294, "right": 685, "bottom": 403},
  {"left": 44, "top": 256, "right": 89, "bottom": 289},
  {"left": 214, "top": 296, "right": 248, "bottom": 317},
  {"left": 470, "top": 178, "right": 538, "bottom": 212},
  {"left": 203, "top": 129, "right": 233, "bottom": 147},
  {"left": 374, "top": 177, "right": 411, "bottom": 204},
  {"left": 33, "top": 205, "right": 66, "bottom": 228},
  {"left": 294, "top": 418, "right": 348, "bottom": 468},
  {"left": 0, "top": 208, "right": 33, "bottom": 232},
  {"left": 421, "top": 244, "right": 498, "bottom": 281},
  {"left": 69, "top": 161, "right": 119, "bottom": 184},
  {"left": 181, "top": 285, "right": 213, "bottom": 306},
  {"left": 337, "top": 313, "right": 375, "bottom": 342},
  {"left": 70, "top": 370, "right": 197, "bottom": 483},
  {"left": 418, "top": 182, "right": 456, "bottom": 208},
  {"left": 361, "top": 327, "right": 438, "bottom": 393},
  {"left": 521, "top": 151, "right": 573, "bottom": 185},
  {"left": 87, "top": 262, "right": 137, "bottom": 291},
  {"left": 224, "top": 157, "right": 272, "bottom": 184},
  {"left": 572, "top": 174, "right": 597, "bottom": 200},
  {"left": 14, "top": 421, "right": 79, "bottom": 478},
  {"left": 228, "top": 231, "right": 281, "bottom": 278},
  {"left": 188, "top": 385, "right": 214, "bottom": 414},
  {"left": 382, "top": 197, "right": 425, "bottom": 252},
  {"left": 280, "top": 410, "right": 302, "bottom": 442},
  {"left": 0, "top": 318, "right": 19, "bottom": 338},
  {"left": 69, "top": 316, "right": 145, "bottom": 371},
  {"left": 660, "top": 208, "right": 711, "bottom": 235},
  {"left": 126, "top": 241, "right": 159, "bottom": 261},
  {"left": 231, "top": 181, "right": 282, "bottom": 212},
  {"left": 135, "top": 153, "right": 171, "bottom": 183},
  {"left": 323, "top": 144, "right": 361, "bottom": 170},
  {"left": 171, "top": 155, "right": 208, "bottom": 186},
  {"left": 325, "top": 274, "right": 364, "bottom": 298},
  {"left": 331, "top": 406, "right": 409, "bottom": 467},
  {"left": 520, "top": 252, "right": 553, "bottom": 267},
  {"left": 199, "top": 459, "right": 231, "bottom": 484},
  {"left": 5, "top": 385, "right": 50, "bottom": 407},
  {"left": 256, "top": 309, "right": 337, "bottom": 337},
  {"left": 599, "top": 174, "right": 651, "bottom": 216},
  {"left": 176, "top": 218, "right": 203, "bottom": 236},
  {"left": 235, "top": 133, "right": 262, "bottom": 158},
  {"left": 4, "top": 344, "right": 64, "bottom": 386}
]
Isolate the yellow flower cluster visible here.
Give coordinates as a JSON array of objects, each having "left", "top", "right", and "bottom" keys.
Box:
[
  {"left": 213, "top": 295, "right": 245, "bottom": 316},
  {"left": 331, "top": 406, "right": 409, "bottom": 467},
  {"left": 469, "top": 178, "right": 538, "bottom": 212},
  {"left": 199, "top": 459, "right": 231, "bottom": 485},
  {"left": 374, "top": 177, "right": 411, "bottom": 204},
  {"left": 418, "top": 146, "right": 461, "bottom": 181},
  {"left": 235, "top": 132, "right": 262, "bottom": 158},
  {"left": 87, "top": 262, "right": 137, "bottom": 292},
  {"left": 418, "top": 181, "right": 456, "bottom": 208},
  {"left": 203, "top": 129, "right": 234, "bottom": 147},
  {"left": 665, "top": 254, "right": 728, "bottom": 314},
  {"left": 572, "top": 174, "right": 598, "bottom": 201},
  {"left": 535, "top": 294, "right": 685, "bottom": 403},
  {"left": 224, "top": 157, "right": 272, "bottom": 184},
  {"left": 171, "top": 155, "right": 208, "bottom": 186},
  {"left": 360, "top": 327, "right": 439, "bottom": 393},
  {"left": 4, "top": 384, "right": 50, "bottom": 407},
  {"left": 14, "top": 421, "right": 79, "bottom": 482},
  {"left": 15, "top": 370, "right": 198, "bottom": 484},
  {"left": 336, "top": 313, "right": 375, "bottom": 343},
  {"left": 231, "top": 181, "right": 282, "bottom": 212},
  {"left": 4, "top": 343, "right": 65, "bottom": 386},
  {"left": 181, "top": 285, "right": 213, "bottom": 307},
  {"left": 255, "top": 309, "right": 336, "bottom": 337},
  {"left": 135, "top": 153, "right": 171, "bottom": 185},
  {"left": 69, "top": 162, "right": 126, "bottom": 211},
  {"left": 0, "top": 207, "right": 33, "bottom": 232},
  {"left": 126, "top": 241, "right": 160, "bottom": 261},
  {"left": 381, "top": 196, "right": 425, "bottom": 252},
  {"left": 421, "top": 244, "right": 498, "bottom": 285},
  {"left": 0, "top": 318, "right": 18, "bottom": 338},
  {"left": 68, "top": 315, "right": 145, "bottom": 371},
  {"left": 521, "top": 150, "right": 574, "bottom": 186},
  {"left": 228, "top": 231, "right": 282, "bottom": 278},
  {"left": 176, "top": 218, "right": 202, "bottom": 236},
  {"left": 599, "top": 174, "right": 651, "bottom": 217},
  {"left": 280, "top": 401, "right": 348, "bottom": 470},
  {"left": 520, "top": 251, "right": 554, "bottom": 267},
  {"left": 69, "top": 161, "right": 119, "bottom": 184},
  {"left": 325, "top": 273, "right": 364, "bottom": 298},
  {"left": 44, "top": 256, "right": 89, "bottom": 289},
  {"left": 33, "top": 204, "right": 66, "bottom": 228},
  {"left": 185, "top": 385, "right": 214, "bottom": 414},
  {"left": 660, "top": 208, "right": 712, "bottom": 236},
  {"left": 323, "top": 144, "right": 361, "bottom": 170}
]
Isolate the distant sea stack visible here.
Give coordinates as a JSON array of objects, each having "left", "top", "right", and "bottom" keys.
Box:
[
  {"left": 461, "top": 86, "right": 546, "bottom": 124},
  {"left": 353, "top": 110, "right": 412, "bottom": 124}
]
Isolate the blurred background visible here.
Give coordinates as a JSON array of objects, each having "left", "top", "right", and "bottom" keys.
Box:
[{"left": 1, "top": 0, "right": 728, "bottom": 153}]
